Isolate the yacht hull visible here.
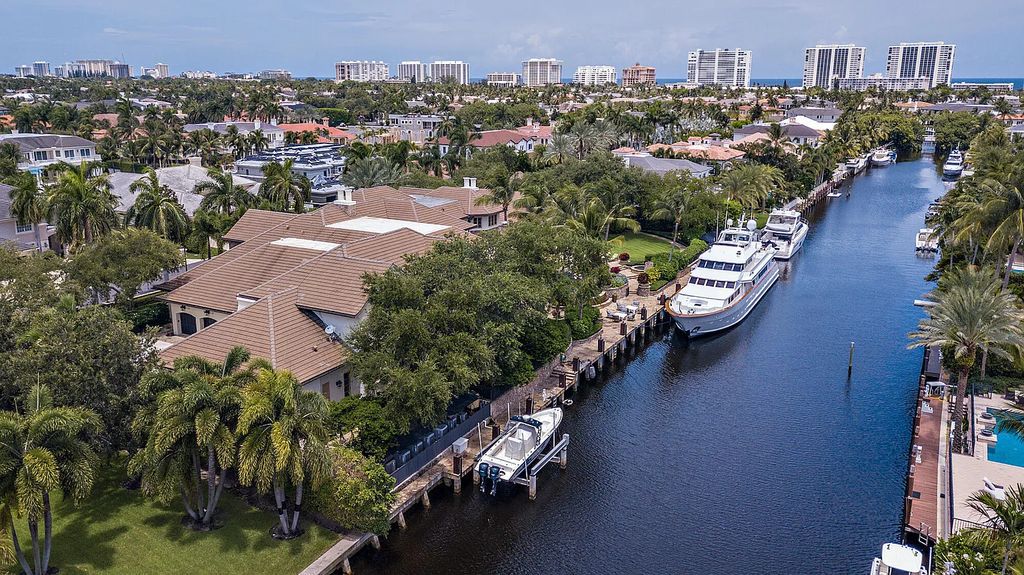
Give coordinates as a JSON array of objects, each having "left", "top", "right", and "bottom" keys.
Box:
[
  {"left": 771, "top": 226, "right": 808, "bottom": 260},
  {"left": 670, "top": 264, "right": 780, "bottom": 337}
]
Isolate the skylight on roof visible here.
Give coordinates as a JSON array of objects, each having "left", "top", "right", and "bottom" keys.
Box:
[
  {"left": 326, "top": 217, "right": 449, "bottom": 235},
  {"left": 409, "top": 194, "right": 457, "bottom": 208},
  {"left": 271, "top": 238, "right": 341, "bottom": 251}
]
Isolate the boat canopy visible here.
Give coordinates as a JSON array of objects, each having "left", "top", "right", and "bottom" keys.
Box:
[{"left": 881, "top": 543, "right": 923, "bottom": 572}]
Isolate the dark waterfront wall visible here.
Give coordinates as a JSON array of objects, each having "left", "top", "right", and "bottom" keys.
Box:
[{"left": 351, "top": 158, "right": 945, "bottom": 575}]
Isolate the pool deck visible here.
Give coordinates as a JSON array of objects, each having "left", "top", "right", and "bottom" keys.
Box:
[{"left": 951, "top": 394, "right": 1024, "bottom": 530}]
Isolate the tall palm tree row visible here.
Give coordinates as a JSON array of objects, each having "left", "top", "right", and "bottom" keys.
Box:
[
  {"left": 259, "top": 160, "right": 311, "bottom": 213},
  {"left": 908, "top": 266, "right": 1024, "bottom": 452}
]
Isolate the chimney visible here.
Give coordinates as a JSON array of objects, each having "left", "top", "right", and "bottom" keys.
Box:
[
  {"left": 322, "top": 117, "right": 330, "bottom": 127},
  {"left": 333, "top": 197, "right": 356, "bottom": 215},
  {"left": 525, "top": 117, "right": 533, "bottom": 128},
  {"left": 187, "top": 155, "right": 201, "bottom": 167},
  {"left": 463, "top": 177, "right": 477, "bottom": 189},
  {"left": 254, "top": 120, "right": 261, "bottom": 130}
]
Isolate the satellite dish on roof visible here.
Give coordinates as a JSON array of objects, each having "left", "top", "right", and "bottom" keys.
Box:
[
  {"left": 746, "top": 219, "right": 757, "bottom": 231},
  {"left": 324, "top": 325, "right": 336, "bottom": 336}
]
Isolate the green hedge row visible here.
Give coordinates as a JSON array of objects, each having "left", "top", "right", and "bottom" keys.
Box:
[{"left": 649, "top": 238, "right": 708, "bottom": 283}]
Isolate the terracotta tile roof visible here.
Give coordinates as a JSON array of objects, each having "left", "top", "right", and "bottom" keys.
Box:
[
  {"left": 438, "top": 129, "right": 542, "bottom": 148},
  {"left": 276, "top": 123, "right": 358, "bottom": 142},
  {"left": 159, "top": 288, "right": 347, "bottom": 383},
  {"left": 240, "top": 252, "right": 392, "bottom": 316},
  {"left": 675, "top": 145, "right": 746, "bottom": 162},
  {"left": 342, "top": 227, "right": 443, "bottom": 262},
  {"left": 223, "top": 209, "right": 297, "bottom": 243},
  {"left": 401, "top": 185, "right": 506, "bottom": 217}
]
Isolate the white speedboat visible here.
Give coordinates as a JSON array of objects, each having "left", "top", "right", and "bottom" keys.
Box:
[
  {"left": 869, "top": 543, "right": 925, "bottom": 575},
  {"left": 477, "top": 408, "right": 562, "bottom": 495},
  {"left": 762, "top": 209, "right": 808, "bottom": 260},
  {"left": 915, "top": 228, "right": 938, "bottom": 252},
  {"left": 943, "top": 149, "right": 964, "bottom": 178},
  {"left": 666, "top": 219, "right": 779, "bottom": 336},
  {"left": 846, "top": 154, "right": 869, "bottom": 174},
  {"left": 871, "top": 148, "right": 893, "bottom": 167}
]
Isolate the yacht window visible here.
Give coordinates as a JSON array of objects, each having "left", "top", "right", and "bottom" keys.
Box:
[
  {"left": 715, "top": 280, "right": 726, "bottom": 288},
  {"left": 697, "top": 278, "right": 707, "bottom": 286},
  {"left": 713, "top": 261, "right": 725, "bottom": 270},
  {"left": 726, "top": 281, "right": 736, "bottom": 289},
  {"left": 689, "top": 276, "right": 699, "bottom": 284}
]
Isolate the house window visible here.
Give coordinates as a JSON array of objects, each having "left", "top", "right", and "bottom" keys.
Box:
[
  {"left": 16, "top": 223, "right": 33, "bottom": 234},
  {"left": 343, "top": 371, "right": 354, "bottom": 397},
  {"left": 79, "top": 149, "right": 91, "bottom": 157},
  {"left": 320, "top": 382, "right": 330, "bottom": 399},
  {"left": 179, "top": 313, "right": 197, "bottom": 335},
  {"left": 201, "top": 317, "right": 217, "bottom": 329},
  {"left": 469, "top": 216, "right": 482, "bottom": 228},
  {"left": 32, "top": 151, "right": 47, "bottom": 162},
  {"left": 488, "top": 214, "right": 498, "bottom": 227},
  {"left": 63, "top": 150, "right": 75, "bottom": 159}
]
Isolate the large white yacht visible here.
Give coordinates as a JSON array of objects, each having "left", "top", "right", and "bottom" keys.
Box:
[
  {"left": 761, "top": 209, "right": 808, "bottom": 260},
  {"left": 667, "top": 219, "right": 780, "bottom": 336},
  {"left": 942, "top": 148, "right": 964, "bottom": 179}
]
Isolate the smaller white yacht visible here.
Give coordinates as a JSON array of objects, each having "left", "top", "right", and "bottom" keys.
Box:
[
  {"left": 477, "top": 408, "right": 562, "bottom": 496},
  {"left": 915, "top": 228, "right": 938, "bottom": 252},
  {"left": 871, "top": 148, "right": 894, "bottom": 167},
  {"left": 762, "top": 209, "right": 808, "bottom": 260},
  {"left": 869, "top": 543, "right": 925, "bottom": 575},
  {"left": 846, "top": 154, "right": 869, "bottom": 174},
  {"left": 943, "top": 149, "right": 964, "bottom": 178}
]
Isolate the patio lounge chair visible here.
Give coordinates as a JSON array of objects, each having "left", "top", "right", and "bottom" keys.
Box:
[{"left": 984, "top": 477, "right": 1006, "bottom": 500}]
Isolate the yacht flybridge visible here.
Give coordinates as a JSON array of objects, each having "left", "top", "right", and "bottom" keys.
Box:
[
  {"left": 761, "top": 209, "right": 808, "bottom": 260},
  {"left": 666, "top": 219, "right": 780, "bottom": 336}
]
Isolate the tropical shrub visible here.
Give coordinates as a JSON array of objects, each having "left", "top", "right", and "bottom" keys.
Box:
[
  {"left": 328, "top": 397, "right": 403, "bottom": 461},
  {"left": 309, "top": 447, "right": 395, "bottom": 535},
  {"left": 565, "top": 305, "right": 602, "bottom": 340},
  {"left": 522, "top": 319, "right": 570, "bottom": 367},
  {"left": 638, "top": 272, "right": 650, "bottom": 284},
  {"left": 618, "top": 252, "right": 629, "bottom": 262}
]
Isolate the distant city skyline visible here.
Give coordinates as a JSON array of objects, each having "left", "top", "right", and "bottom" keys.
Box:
[{"left": 4, "top": 0, "right": 1022, "bottom": 79}]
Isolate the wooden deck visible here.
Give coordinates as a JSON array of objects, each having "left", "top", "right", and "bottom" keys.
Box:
[{"left": 905, "top": 376, "right": 944, "bottom": 544}]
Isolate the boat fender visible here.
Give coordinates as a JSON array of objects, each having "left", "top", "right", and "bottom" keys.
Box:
[{"left": 563, "top": 399, "right": 574, "bottom": 407}]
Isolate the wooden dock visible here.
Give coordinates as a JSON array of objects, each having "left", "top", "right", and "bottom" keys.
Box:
[
  {"left": 298, "top": 267, "right": 692, "bottom": 575},
  {"left": 904, "top": 373, "right": 945, "bottom": 546}
]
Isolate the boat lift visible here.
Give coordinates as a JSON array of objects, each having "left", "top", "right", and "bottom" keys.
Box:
[{"left": 478, "top": 432, "right": 570, "bottom": 500}]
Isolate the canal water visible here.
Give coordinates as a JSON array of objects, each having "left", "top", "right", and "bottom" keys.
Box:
[{"left": 351, "top": 158, "right": 943, "bottom": 574}]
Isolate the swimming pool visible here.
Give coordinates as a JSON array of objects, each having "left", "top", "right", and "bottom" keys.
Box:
[{"left": 986, "top": 409, "right": 1024, "bottom": 468}]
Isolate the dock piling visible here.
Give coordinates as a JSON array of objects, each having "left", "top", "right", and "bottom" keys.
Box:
[
  {"left": 341, "top": 558, "right": 352, "bottom": 575},
  {"left": 848, "top": 341, "right": 855, "bottom": 375}
]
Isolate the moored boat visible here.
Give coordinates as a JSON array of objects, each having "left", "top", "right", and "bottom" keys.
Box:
[
  {"left": 915, "top": 228, "right": 938, "bottom": 252},
  {"left": 868, "top": 543, "right": 925, "bottom": 575},
  {"left": 666, "top": 219, "right": 779, "bottom": 336},
  {"left": 871, "top": 148, "right": 893, "bottom": 167},
  {"left": 477, "top": 408, "right": 563, "bottom": 496},
  {"left": 942, "top": 149, "right": 964, "bottom": 179},
  {"left": 762, "top": 209, "right": 808, "bottom": 260}
]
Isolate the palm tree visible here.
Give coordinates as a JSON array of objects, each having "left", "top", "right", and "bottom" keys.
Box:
[
  {"left": 964, "top": 180, "right": 1024, "bottom": 292},
  {"left": 908, "top": 267, "right": 1024, "bottom": 451},
  {"left": 46, "top": 162, "right": 118, "bottom": 251},
  {"left": 717, "top": 164, "right": 784, "bottom": 210},
  {"left": 247, "top": 130, "right": 270, "bottom": 155},
  {"left": 967, "top": 484, "right": 1024, "bottom": 575},
  {"left": 130, "top": 347, "right": 260, "bottom": 531},
  {"left": 513, "top": 182, "right": 554, "bottom": 216},
  {"left": 475, "top": 172, "right": 520, "bottom": 223},
  {"left": 342, "top": 156, "right": 404, "bottom": 189},
  {"left": 195, "top": 169, "right": 255, "bottom": 215},
  {"left": 545, "top": 134, "right": 575, "bottom": 165},
  {"left": 259, "top": 160, "right": 311, "bottom": 213},
  {"left": 126, "top": 169, "right": 190, "bottom": 242},
  {"left": 236, "top": 368, "right": 331, "bottom": 539},
  {"left": 5, "top": 171, "right": 48, "bottom": 252},
  {"left": 650, "top": 178, "right": 701, "bottom": 261},
  {"left": 0, "top": 385, "right": 99, "bottom": 575}
]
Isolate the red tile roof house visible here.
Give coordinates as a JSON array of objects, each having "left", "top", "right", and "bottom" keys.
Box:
[
  {"left": 276, "top": 121, "right": 358, "bottom": 145},
  {"left": 155, "top": 185, "right": 505, "bottom": 401},
  {"left": 437, "top": 120, "right": 553, "bottom": 159}
]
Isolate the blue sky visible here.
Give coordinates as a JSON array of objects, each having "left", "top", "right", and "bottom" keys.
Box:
[{"left": 5, "top": 0, "right": 1021, "bottom": 79}]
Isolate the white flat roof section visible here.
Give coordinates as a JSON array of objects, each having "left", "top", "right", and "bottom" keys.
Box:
[
  {"left": 270, "top": 238, "right": 342, "bottom": 251},
  {"left": 327, "top": 216, "right": 449, "bottom": 235}
]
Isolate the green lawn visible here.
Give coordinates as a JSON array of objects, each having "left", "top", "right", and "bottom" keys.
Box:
[
  {"left": 9, "top": 466, "right": 338, "bottom": 575},
  {"left": 613, "top": 232, "right": 675, "bottom": 261}
]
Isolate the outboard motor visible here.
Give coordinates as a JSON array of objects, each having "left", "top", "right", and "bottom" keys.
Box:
[
  {"left": 489, "top": 466, "right": 501, "bottom": 496},
  {"left": 478, "top": 462, "right": 489, "bottom": 493}
]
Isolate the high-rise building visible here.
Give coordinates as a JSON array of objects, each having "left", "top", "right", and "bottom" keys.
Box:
[
  {"left": 31, "top": 62, "right": 50, "bottom": 77},
  {"left": 334, "top": 61, "right": 389, "bottom": 82},
  {"left": 686, "top": 49, "right": 752, "bottom": 87},
  {"left": 486, "top": 72, "right": 521, "bottom": 87},
  {"left": 885, "top": 42, "right": 956, "bottom": 88},
  {"left": 397, "top": 61, "right": 428, "bottom": 82},
  {"left": 522, "top": 58, "right": 563, "bottom": 87},
  {"left": 108, "top": 62, "right": 132, "bottom": 79},
  {"left": 429, "top": 61, "right": 470, "bottom": 85},
  {"left": 155, "top": 63, "right": 169, "bottom": 79},
  {"left": 14, "top": 65, "right": 31, "bottom": 78},
  {"left": 259, "top": 69, "right": 291, "bottom": 80},
  {"left": 802, "top": 44, "right": 865, "bottom": 88},
  {"left": 622, "top": 63, "right": 656, "bottom": 87},
  {"left": 77, "top": 59, "right": 116, "bottom": 77},
  {"left": 572, "top": 65, "right": 616, "bottom": 85},
  {"left": 837, "top": 74, "right": 932, "bottom": 91}
]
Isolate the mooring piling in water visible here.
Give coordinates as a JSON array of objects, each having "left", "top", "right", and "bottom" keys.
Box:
[{"left": 848, "top": 341, "right": 855, "bottom": 375}]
